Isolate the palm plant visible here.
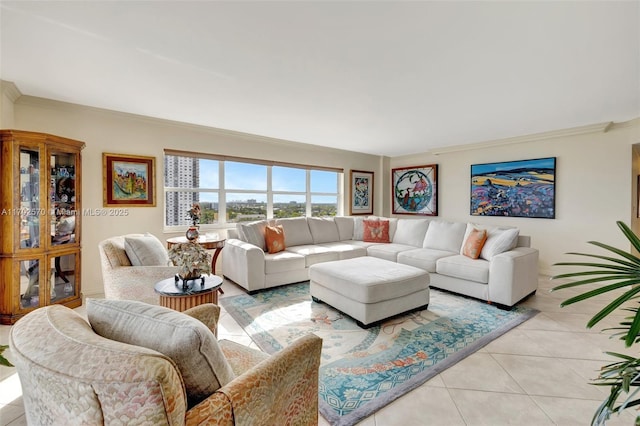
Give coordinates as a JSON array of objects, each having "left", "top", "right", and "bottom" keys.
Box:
[
  {"left": 551, "top": 221, "right": 640, "bottom": 425},
  {"left": 0, "top": 345, "right": 12, "bottom": 367}
]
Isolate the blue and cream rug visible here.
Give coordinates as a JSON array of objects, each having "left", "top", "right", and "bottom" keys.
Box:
[{"left": 220, "top": 282, "right": 538, "bottom": 426}]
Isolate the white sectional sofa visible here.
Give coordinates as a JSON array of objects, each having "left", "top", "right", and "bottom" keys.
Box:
[{"left": 222, "top": 216, "right": 539, "bottom": 308}]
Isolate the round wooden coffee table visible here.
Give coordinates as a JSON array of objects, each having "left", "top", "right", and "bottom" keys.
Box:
[{"left": 154, "top": 274, "right": 223, "bottom": 312}]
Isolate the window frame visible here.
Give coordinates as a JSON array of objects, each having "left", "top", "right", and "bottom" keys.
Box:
[{"left": 163, "top": 150, "right": 343, "bottom": 231}]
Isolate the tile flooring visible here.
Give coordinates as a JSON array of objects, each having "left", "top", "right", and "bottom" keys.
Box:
[{"left": 1, "top": 275, "right": 638, "bottom": 425}]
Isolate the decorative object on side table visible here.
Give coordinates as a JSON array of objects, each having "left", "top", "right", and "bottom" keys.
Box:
[
  {"left": 167, "top": 241, "right": 212, "bottom": 290},
  {"left": 551, "top": 221, "right": 640, "bottom": 425},
  {"left": 185, "top": 203, "right": 201, "bottom": 241}
]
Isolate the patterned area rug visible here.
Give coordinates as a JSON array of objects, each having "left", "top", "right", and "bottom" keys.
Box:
[{"left": 220, "top": 282, "right": 538, "bottom": 426}]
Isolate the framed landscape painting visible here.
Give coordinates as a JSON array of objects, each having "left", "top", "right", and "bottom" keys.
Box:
[
  {"left": 103, "top": 153, "right": 156, "bottom": 207},
  {"left": 392, "top": 164, "right": 438, "bottom": 215},
  {"left": 470, "top": 157, "right": 556, "bottom": 218},
  {"left": 350, "top": 170, "right": 374, "bottom": 215}
]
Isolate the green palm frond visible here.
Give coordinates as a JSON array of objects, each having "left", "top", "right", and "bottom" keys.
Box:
[
  {"left": 0, "top": 345, "right": 12, "bottom": 367},
  {"left": 551, "top": 221, "right": 640, "bottom": 425}
]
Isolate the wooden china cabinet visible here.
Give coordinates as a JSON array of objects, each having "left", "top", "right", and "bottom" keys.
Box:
[{"left": 0, "top": 130, "right": 85, "bottom": 325}]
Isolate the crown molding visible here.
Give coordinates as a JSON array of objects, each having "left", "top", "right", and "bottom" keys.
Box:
[
  {"left": 1, "top": 80, "right": 22, "bottom": 102},
  {"left": 430, "top": 121, "right": 615, "bottom": 155},
  {"left": 609, "top": 116, "right": 640, "bottom": 130},
  {"left": 15, "top": 94, "right": 381, "bottom": 158}
]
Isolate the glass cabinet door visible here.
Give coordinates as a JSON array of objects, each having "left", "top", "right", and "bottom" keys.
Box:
[
  {"left": 50, "top": 151, "right": 77, "bottom": 246},
  {"left": 19, "top": 147, "right": 42, "bottom": 250},
  {"left": 50, "top": 253, "right": 77, "bottom": 302},
  {"left": 19, "top": 258, "right": 41, "bottom": 310}
]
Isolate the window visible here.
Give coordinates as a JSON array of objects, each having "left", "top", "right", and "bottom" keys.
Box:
[{"left": 164, "top": 151, "right": 341, "bottom": 228}]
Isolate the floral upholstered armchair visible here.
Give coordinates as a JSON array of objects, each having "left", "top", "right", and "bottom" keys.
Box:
[
  {"left": 10, "top": 301, "right": 322, "bottom": 425},
  {"left": 98, "top": 233, "right": 179, "bottom": 304}
]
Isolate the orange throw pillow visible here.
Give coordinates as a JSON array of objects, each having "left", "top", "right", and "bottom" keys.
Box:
[
  {"left": 462, "top": 228, "right": 488, "bottom": 259},
  {"left": 265, "top": 225, "right": 286, "bottom": 254},
  {"left": 363, "top": 219, "right": 390, "bottom": 243}
]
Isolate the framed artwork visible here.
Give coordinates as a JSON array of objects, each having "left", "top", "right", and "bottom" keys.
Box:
[
  {"left": 392, "top": 164, "right": 438, "bottom": 215},
  {"left": 103, "top": 153, "right": 156, "bottom": 207},
  {"left": 470, "top": 157, "right": 556, "bottom": 218},
  {"left": 350, "top": 170, "right": 374, "bottom": 215}
]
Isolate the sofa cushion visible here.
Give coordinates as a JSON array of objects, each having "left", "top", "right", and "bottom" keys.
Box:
[
  {"left": 276, "top": 217, "right": 314, "bottom": 247},
  {"left": 353, "top": 216, "right": 365, "bottom": 240},
  {"left": 462, "top": 228, "right": 487, "bottom": 259},
  {"left": 308, "top": 217, "right": 340, "bottom": 244},
  {"left": 317, "top": 241, "right": 367, "bottom": 260},
  {"left": 124, "top": 233, "right": 169, "bottom": 266},
  {"left": 436, "top": 255, "right": 490, "bottom": 284},
  {"left": 422, "top": 220, "right": 466, "bottom": 253},
  {"left": 237, "top": 220, "right": 271, "bottom": 250},
  {"left": 481, "top": 228, "right": 520, "bottom": 260},
  {"left": 86, "top": 298, "right": 235, "bottom": 408},
  {"left": 393, "top": 219, "right": 430, "bottom": 247},
  {"left": 397, "top": 248, "right": 457, "bottom": 273},
  {"left": 265, "top": 225, "right": 286, "bottom": 254},
  {"left": 264, "top": 251, "right": 306, "bottom": 274},
  {"left": 367, "top": 243, "right": 417, "bottom": 262},
  {"left": 363, "top": 219, "right": 390, "bottom": 243},
  {"left": 285, "top": 244, "right": 340, "bottom": 267},
  {"left": 334, "top": 216, "right": 355, "bottom": 241}
]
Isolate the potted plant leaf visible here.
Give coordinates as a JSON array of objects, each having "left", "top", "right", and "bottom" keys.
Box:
[
  {"left": 0, "top": 345, "right": 13, "bottom": 367},
  {"left": 168, "top": 241, "right": 212, "bottom": 288},
  {"left": 551, "top": 221, "right": 640, "bottom": 425}
]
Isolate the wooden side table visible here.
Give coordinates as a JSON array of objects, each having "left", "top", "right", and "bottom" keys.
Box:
[{"left": 154, "top": 275, "right": 223, "bottom": 312}]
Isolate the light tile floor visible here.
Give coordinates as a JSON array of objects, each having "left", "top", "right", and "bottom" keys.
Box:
[{"left": 1, "top": 275, "right": 638, "bottom": 425}]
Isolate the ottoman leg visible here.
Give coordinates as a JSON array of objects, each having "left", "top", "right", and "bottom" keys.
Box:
[{"left": 312, "top": 296, "right": 323, "bottom": 304}]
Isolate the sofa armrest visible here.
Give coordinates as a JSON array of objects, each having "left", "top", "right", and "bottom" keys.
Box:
[
  {"left": 185, "top": 392, "right": 233, "bottom": 426},
  {"left": 221, "top": 334, "right": 322, "bottom": 426},
  {"left": 102, "top": 265, "right": 180, "bottom": 304},
  {"left": 221, "top": 238, "right": 266, "bottom": 291},
  {"left": 488, "top": 247, "right": 539, "bottom": 307}
]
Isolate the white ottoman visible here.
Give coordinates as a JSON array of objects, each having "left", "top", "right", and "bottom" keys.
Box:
[{"left": 309, "top": 256, "right": 430, "bottom": 328}]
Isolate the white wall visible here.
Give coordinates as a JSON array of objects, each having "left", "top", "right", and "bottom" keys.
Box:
[
  {"left": 389, "top": 121, "right": 640, "bottom": 274},
  {"left": 6, "top": 89, "right": 640, "bottom": 294},
  {"left": 11, "top": 96, "right": 383, "bottom": 296},
  {"left": 0, "top": 81, "right": 19, "bottom": 128}
]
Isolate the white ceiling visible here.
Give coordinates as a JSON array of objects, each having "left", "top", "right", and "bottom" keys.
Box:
[{"left": 1, "top": 1, "right": 638, "bottom": 157}]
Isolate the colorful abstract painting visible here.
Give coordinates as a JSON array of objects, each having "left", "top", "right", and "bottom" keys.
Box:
[
  {"left": 103, "top": 153, "right": 156, "bottom": 207},
  {"left": 470, "top": 157, "right": 556, "bottom": 218},
  {"left": 392, "top": 164, "right": 437, "bottom": 215}
]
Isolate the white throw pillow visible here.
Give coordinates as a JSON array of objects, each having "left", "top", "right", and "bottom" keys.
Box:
[
  {"left": 124, "top": 233, "right": 169, "bottom": 266},
  {"left": 236, "top": 220, "right": 270, "bottom": 250},
  {"left": 87, "top": 299, "right": 235, "bottom": 408},
  {"left": 393, "top": 219, "right": 430, "bottom": 247},
  {"left": 480, "top": 228, "right": 520, "bottom": 260},
  {"left": 422, "top": 220, "right": 467, "bottom": 253}
]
